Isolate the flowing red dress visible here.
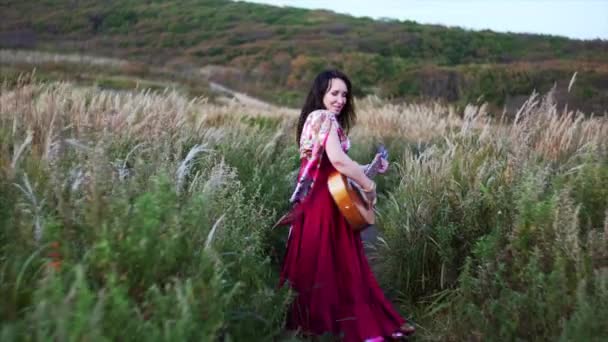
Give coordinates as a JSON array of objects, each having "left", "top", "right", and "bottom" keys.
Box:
[{"left": 279, "top": 153, "right": 407, "bottom": 341}]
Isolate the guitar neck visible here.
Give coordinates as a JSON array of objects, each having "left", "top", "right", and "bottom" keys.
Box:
[
  {"left": 363, "top": 145, "right": 388, "bottom": 180},
  {"left": 364, "top": 159, "right": 382, "bottom": 179}
]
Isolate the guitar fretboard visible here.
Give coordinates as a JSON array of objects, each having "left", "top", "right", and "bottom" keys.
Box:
[{"left": 364, "top": 145, "right": 388, "bottom": 179}]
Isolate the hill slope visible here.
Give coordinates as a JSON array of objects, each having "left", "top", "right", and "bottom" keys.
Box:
[{"left": 1, "top": 0, "right": 607, "bottom": 112}]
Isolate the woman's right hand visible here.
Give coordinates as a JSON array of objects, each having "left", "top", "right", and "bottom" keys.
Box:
[{"left": 364, "top": 189, "right": 377, "bottom": 207}]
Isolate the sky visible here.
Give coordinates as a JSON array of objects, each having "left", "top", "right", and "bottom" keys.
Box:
[{"left": 240, "top": 0, "right": 608, "bottom": 40}]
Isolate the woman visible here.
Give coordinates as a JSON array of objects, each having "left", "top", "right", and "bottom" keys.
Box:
[{"left": 279, "top": 70, "right": 415, "bottom": 341}]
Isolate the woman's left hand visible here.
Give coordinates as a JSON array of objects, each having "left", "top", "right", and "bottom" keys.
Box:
[{"left": 377, "top": 155, "right": 389, "bottom": 174}]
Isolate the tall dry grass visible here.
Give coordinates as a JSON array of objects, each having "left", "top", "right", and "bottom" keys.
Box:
[
  {"left": 0, "top": 77, "right": 298, "bottom": 340},
  {"left": 1, "top": 76, "right": 607, "bottom": 341},
  {"left": 371, "top": 88, "right": 607, "bottom": 340}
]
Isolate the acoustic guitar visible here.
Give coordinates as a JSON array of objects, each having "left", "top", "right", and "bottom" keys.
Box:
[{"left": 327, "top": 145, "right": 388, "bottom": 231}]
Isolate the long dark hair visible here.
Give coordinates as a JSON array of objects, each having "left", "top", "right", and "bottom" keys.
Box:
[{"left": 296, "top": 69, "right": 356, "bottom": 145}]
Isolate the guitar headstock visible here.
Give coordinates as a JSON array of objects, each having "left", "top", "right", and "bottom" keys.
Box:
[{"left": 377, "top": 144, "right": 388, "bottom": 160}]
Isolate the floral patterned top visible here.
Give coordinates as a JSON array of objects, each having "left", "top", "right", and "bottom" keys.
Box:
[
  {"left": 286, "top": 110, "right": 348, "bottom": 205},
  {"left": 275, "top": 110, "right": 352, "bottom": 227},
  {"left": 299, "top": 110, "right": 350, "bottom": 160}
]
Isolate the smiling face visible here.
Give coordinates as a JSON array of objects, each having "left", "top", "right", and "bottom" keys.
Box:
[{"left": 323, "top": 78, "right": 348, "bottom": 115}]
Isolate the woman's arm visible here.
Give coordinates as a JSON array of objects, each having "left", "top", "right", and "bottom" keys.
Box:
[{"left": 325, "top": 125, "right": 374, "bottom": 191}]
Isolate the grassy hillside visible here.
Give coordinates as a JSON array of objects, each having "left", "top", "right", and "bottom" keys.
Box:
[
  {"left": 0, "top": 49, "right": 216, "bottom": 99},
  {"left": 2, "top": 0, "right": 608, "bottom": 112}
]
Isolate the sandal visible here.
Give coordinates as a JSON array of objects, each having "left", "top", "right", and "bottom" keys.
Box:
[
  {"left": 364, "top": 337, "right": 385, "bottom": 342},
  {"left": 390, "top": 322, "right": 416, "bottom": 339}
]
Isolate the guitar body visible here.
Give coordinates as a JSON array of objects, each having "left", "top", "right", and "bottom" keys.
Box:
[{"left": 327, "top": 170, "right": 375, "bottom": 231}]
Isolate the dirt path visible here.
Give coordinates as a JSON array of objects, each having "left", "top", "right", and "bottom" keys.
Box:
[
  {"left": 1, "top": 49, "right": 276, "bottom": 109},
  {"left": 208, "top": 81, "right": 275, "bottom": 110}
]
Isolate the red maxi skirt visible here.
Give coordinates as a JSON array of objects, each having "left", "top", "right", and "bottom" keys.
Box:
[{"left": 280, "top": 156, "right": 406, "bottom": 341}]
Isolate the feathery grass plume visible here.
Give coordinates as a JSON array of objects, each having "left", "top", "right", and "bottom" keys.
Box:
[
  {"left": 64, "top": 166, "right": 83, "bottom": 192},
  {"left": 506, "top": 90, "right": 608, "bottom": 163},
  {"left": 460, "top": 103, "right": 489, "bottom": 137},
  {"left": 10, "top": 129, "right": 32, "bottom": 171},
  {"left": 205, "top": 213, "right": 226, "bottom": 252},
  {"left": 113, "top": 142, "right": 147, "bottom": 181},
  {"left": 354, "top": 96, "right": 462, "bottom": 141},
  {"left": 200, "top": 158, "right": 238, "bottom": 196},
  {"left": 568, "top": 72, "right": 578, "bottom": 93},
  {"left": 258, "top": 121, "right": 290, "bottom": 159},
  {"left": 13, "top": 173, "right": 45, "bottom": 243},
  {"left": 63, "top": 138, "right": 93, "bottom": 152},
  {"left": 176, "top": 144, "right": 211, "bottom": 193}
]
